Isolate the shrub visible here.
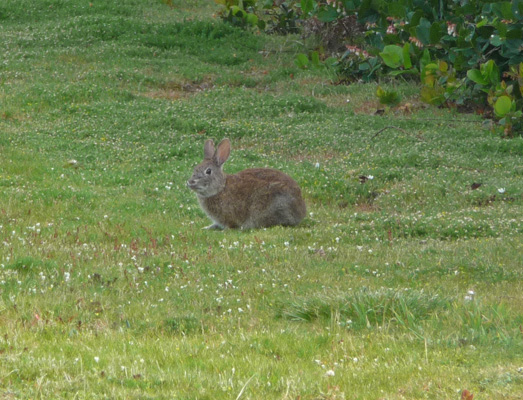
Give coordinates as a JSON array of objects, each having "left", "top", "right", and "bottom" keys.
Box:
[
  {"left": 304, "top": 0, "right": 523, "bottom": 135},
  {"left": 214, "top": 0, "right": 302, "bottom": 33},
  {"left": 214, "top": 0, "right": 523, "bottom": 135}
]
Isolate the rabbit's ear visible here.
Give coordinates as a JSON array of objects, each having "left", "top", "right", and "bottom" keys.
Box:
[
  {"left": 204, "top": 139, "right": 215, "bottom": 160},
  {"left": 215, "top": 139, "right": 231, "bottom": 166}
]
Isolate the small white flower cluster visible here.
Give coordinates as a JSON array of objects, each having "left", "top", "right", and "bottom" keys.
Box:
[{"left": 464, "top": 290, "right": 475, "bottom": 302}]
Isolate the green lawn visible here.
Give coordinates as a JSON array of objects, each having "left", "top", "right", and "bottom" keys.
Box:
[{"left": 1, "top": 0, "right": 522, "bottom": 398}]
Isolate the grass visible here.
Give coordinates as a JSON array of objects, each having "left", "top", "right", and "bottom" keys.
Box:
[{"left": 1, "top": 0, "right": 523, "bottom": 398}]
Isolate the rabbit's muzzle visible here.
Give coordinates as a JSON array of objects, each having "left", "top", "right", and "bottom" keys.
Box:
[
  {"left": 187, "top": 178, "right": 207, "bottom": 196},
  {"left": 186, "top": 179, "right": 197, "bottom": 190}
]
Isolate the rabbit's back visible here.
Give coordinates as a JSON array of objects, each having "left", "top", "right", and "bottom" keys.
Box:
[{"left": 200, "top": 168, "right": 306, "bottom": 229}]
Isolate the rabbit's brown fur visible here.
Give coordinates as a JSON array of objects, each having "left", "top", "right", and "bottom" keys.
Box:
[{"left": 187, "top": 139, "right": 306, "bottom": 230}]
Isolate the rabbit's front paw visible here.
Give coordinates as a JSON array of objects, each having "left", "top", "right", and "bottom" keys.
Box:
[{"left": 204, "top": 223, "right": 224, "bottom": 230}]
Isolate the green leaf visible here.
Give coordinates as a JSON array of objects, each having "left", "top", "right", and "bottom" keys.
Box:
[
  {"left": 389, "top": 68, "right": 419, "bottom": 76},
  {"left": 261, "top": 0, "right": 274, "bottom": 9},
  {"left": 422, "top": 63, "right": 439, "bottom": 87},
  {"left": 420, "top": 49, "right": 431, "bottom": 70},
  {"left": 509, "top": 54, "right": 523, "bottom": 66},
  {"left": 376, "top": 86, "right": 400, "bottom": 106},
  {"left": 491, "top": 1, "right": 515, "bottom": 19},
  {"left": 502, "top": 39, "right": 523, "bottom": 58},
  {"left": 467, "top": 69, "right": 488, "bottom": 85},
  {"left": 309, "top": 51, "right": 320, "bottom": 67},
  {"left": 300, "top": 0, "right": 314, "bottom": 14},
  {"left": 493, "top": 20, "right": 508, "bottom": 38},
  {"left": 415, "top": 18, "right": 431, "bottom": 45},
  {"left": 230, "top": 5, "right": 242, "bottom": 15},
  {"left": 245, "top": 13, "right": 258, "bottom": 26},
  {"left": 257, "top": 19, "right": 266, "bottom": 30},
  {"left": 402, "top": 43, "right": 412, "bottom": 69},
  {"left": 476, "top": 18, "right": 487, "bottom": 28},
  {"left": 420, "top": 86, "right": 445, "bottom": 106},
  {"left": 409, "top": 10, "right": 423, "bottom": 28},
  {"left": 317, "top": 7, "right": 339, "bottom": 22},
  {"left": 429, "top": 22, "right": 443, "bottom": 44},
  {"left": 494, "top": 96, "right": 512, "bottom": 117},
  {"left": 342, "top": 0, "right": 357, "bottom": 11},
  {"left": 490, "top": 35, "right": 503, "bottom": 47},
  {"left": 379, "top": 45, "right": 403, "bottom": 69},
  {"left": 477, "top": 25, "right": 495, "bottom": 39},
  {"left": 506, "top": 28, "right": 523, "bottom": 40},
  {"left": 295, "top": 53, "right": 309, "bottom": 69},
  {"left": 481, "top": 60, "right": 500, "bottom": 84},
  {"left": 424, "top": 63, "right": 439, "bottom": 70},
  {"left": 481, "top": 60, "right": 493, "bottom": 77},
  {"left": 387, "top": 2, "right": 407, "bottom": 18}
]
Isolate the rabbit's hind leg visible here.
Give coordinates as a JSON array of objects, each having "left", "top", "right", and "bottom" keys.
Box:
[{"left": 249, "top": 196, "right": 302, "bottom": 228}]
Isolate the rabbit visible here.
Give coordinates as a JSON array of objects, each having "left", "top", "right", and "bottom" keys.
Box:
[{"left": 187, "top": 138, "right": 307, "bottom": 230}]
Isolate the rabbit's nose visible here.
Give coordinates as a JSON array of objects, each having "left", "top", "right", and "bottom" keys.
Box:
[{"left": 187, "top": 179, "right": 196, "bottom": 187}]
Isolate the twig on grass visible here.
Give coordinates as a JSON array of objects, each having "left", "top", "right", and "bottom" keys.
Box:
[
  {"left": 236, "top": 374, "right": 256, "bottom": 400},
  {"left": 370, "top": 125, "right": 410, "bottom": 140}
]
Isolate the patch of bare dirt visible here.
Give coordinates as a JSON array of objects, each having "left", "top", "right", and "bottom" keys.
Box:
[
  {"left": 354, "top": 202, "right": 380, "bottom": 213},
  {"left": 353, "top": 100, "right": 429, "bottom": 116}
]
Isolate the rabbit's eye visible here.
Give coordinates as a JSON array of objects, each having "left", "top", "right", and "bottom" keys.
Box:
[{"left": 205, "top": 168, "right": 212, "bottom": 175}]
